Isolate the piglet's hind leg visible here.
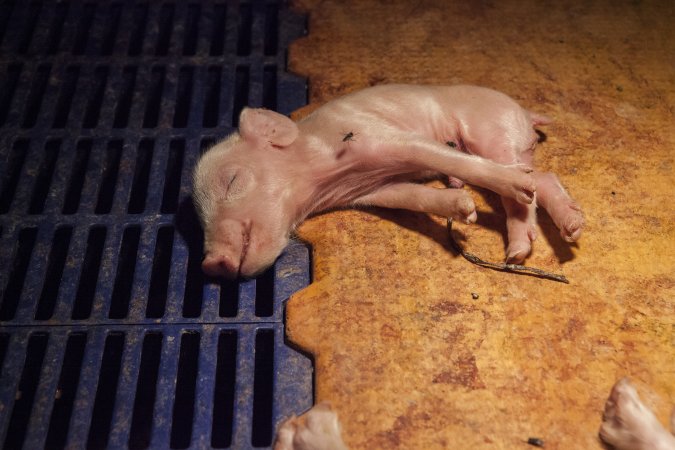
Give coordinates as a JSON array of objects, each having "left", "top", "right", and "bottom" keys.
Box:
[
  {"left": 459, "top": 140, "right": 537, "bottom": 264},
  {"left": 534, "top": 172, "right": 584, "bottom": 242},
  {"left": 502, "top": 197, "right": 538, "bottom": 263}
]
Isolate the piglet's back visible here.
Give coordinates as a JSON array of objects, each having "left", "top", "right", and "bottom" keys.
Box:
[{"left": 299, "top": 84, "right": 524, "bottom": 142}]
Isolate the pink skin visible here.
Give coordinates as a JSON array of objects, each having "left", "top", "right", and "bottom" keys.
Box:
[
  {"left": 193, "top": 84, "right": 583, "bottom": 279},
  {"left": 443, "top": 106, "right": 583, "bottom": 262},
  {"left": 599, "top": 378, "right": 675, "bottom": 450},
  {"left": 274, "top": 403, "right": 348, "bottom": 450}
]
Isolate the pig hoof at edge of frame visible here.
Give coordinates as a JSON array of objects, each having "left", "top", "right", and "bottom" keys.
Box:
[
  {"left": 599, "top": 378, "right": 675, "bottom": 450},
  {"left": 271, "top": 379, "right": 675, "bottom": 450},
  {"left": 274, "top": 402, "right": 348, "bottom": 450}
]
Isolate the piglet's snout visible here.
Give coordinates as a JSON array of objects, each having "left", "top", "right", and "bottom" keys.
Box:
[
  {"left": 202, "top": 219, "right": 249, "bottom": 279},
  {"left": 202, "top": 252, "right": 240, "bottom": 280}
]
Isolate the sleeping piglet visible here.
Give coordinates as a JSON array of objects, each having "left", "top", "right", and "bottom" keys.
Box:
[{"left": 193, "top": 84, "right": 584, "bottom": 279}]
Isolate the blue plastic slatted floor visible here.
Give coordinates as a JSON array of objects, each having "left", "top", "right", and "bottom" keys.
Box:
[{"left": 0, "top": 1, "right": 313, "bottom": 448}]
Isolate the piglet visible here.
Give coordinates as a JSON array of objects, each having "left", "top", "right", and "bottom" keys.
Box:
[{"left": 193, "top": 85, "right": 584, "bottom": 279}]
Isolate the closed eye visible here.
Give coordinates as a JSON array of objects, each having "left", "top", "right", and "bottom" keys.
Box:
[
  {"left": 226, "top": 174, "right": 238, "bottom": 193},
  {"left": 224, "top": 174, "right": 241, "bottom": 201},
  {"left": 222, "top": 168, "right": 253, "bottom": 202}
]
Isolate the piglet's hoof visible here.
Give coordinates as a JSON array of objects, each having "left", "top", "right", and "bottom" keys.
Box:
[
  {"left": 505, "top": 240, "right": 533, "bottom": 264},
  {"left": 599, "top": 378, "right": 675, "bottom": 450},
  {"left": 533, "top": 172, "right": 584, "bottom": 243},
  {"left": 452, "top": 190, "right": 477, "bottom": 224},
  {"left": 559, "top": 203, "right": 584, "bottom": 243},
  {"left": 481, "top": 163, "right": 534, "bottom": 206},
  {"left": 274, "top": 402, "right": 348, "bottom": 450}
]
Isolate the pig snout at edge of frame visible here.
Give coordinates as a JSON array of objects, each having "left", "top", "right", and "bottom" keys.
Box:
[{"left": 192, "top": 84, "right": 585, "bottom": 280}]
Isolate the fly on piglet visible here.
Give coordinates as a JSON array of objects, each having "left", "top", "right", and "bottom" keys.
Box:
[{"left": 192, "top": 84, "right": 584, "bottom": 280}]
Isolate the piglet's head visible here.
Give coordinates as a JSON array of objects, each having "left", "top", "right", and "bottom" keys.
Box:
[{"left": 193, "top": 108, "right": 301, "bottom": 279}]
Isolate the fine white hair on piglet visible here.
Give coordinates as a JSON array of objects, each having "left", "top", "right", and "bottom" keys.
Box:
[{"left": 192, "top": 132, "right": 242, "bottom": 227}]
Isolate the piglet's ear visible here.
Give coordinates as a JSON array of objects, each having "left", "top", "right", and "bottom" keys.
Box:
[{"left": 239, "top": 108, "right": 299, "bottom": 147}]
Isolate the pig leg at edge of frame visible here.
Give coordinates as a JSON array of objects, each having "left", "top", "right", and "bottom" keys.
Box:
[
  {"left": 274, "top": 402, "right": 348, "bottom": 450},
  {"left": 599, "top": 378, "right": 675, "bottom": 450},
  {"left": 353, "top": 182, "right": 478, "bottom": 224}
]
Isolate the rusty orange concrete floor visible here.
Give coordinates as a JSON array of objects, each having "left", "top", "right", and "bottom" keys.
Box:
[{"left": 284, "top": 1, "right": 675, "bottom": 449}]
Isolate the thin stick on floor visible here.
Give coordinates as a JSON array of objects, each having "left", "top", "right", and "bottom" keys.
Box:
[{"left": 447, "top": 219, "right": 570, "bottom": 284}]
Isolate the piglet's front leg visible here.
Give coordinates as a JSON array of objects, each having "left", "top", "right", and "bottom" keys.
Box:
[
  {"left": 381, "top": 137, "right": 536, "bottom": 205},
  {"left": 354, "top": 182, "right": 478, "bottom": 224}
]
